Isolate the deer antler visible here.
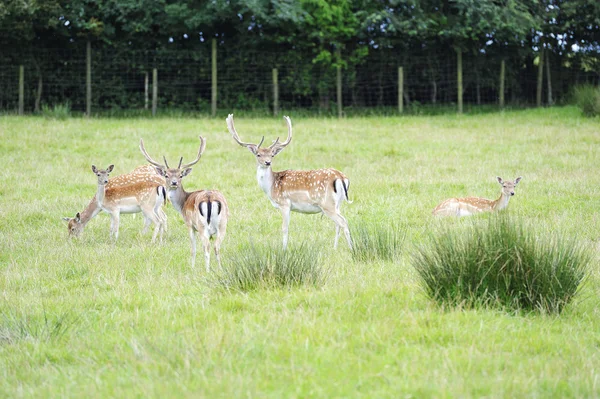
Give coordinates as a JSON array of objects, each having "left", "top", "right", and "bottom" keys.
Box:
[
  {"left": 180, "top": 136, "right": 206, "bottom": 169},
  {"left": 226, "top": 114, "right": 260, "bottom": 150},
  {"left": 271, "top": 116, "right": 292, "bottom": 150},
  {"left": 140, "top": 138, "right": 165, "bottom": 168}
]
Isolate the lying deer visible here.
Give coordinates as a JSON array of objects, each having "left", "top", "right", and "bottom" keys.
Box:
[
  {"left": 432, "top": 176, "right": 522, "bottom": 217},
  {"left": 139, "top": 136, "right": 228, "bottom": 270},
  {"left": 226, "top": 114, "right": 352, "bottom": 250},
  {"left": 63, "top": 164, "right": 167, "bottom": 241}
]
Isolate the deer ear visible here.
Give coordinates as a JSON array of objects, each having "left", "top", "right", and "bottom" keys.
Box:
[
  {"left": 496, "top": 177, "right": 504, "bottom": 184},
  {"left": 182, "top": 168, "right": 193, "bottom": 177},
  {"left": 247, "top": 145, "right": 258, "bottom": 155},
  {"left": 514, "top": 176, "right": 522, "bottom": 185},
  {"left": 107, "top": 165, "right": 114, "bottom": 173},
  {"left": 154, "top": 167, "right": 165, "bottom": 177},
  {"left": 272, "top": 146, "right": 285, "bottom": 157},
  {"left": 92, "top": 165, "right": 98, "bottom": 173},
  {"left": 75, "top": 213, "right": 81, "bottom": 222},
  {"left": 62, "top": 217, "right": 71, "bottom": 222}
]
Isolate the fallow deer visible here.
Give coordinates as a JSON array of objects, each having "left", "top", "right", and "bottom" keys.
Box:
[
  {"left": 432, "top": 176, "right": 523, "bottom": 217},
  {"left": 139, "top": 136, "right": 228, "bottom": 270},
  {"left": 226, "top": 114, "right": 352, "bottom": 250},
  {"left": 63, "top": 164, "right": 167, "bottom": 241}
]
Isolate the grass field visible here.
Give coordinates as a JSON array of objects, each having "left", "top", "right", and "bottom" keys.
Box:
[{"left": 1, "top": 106, "right": 599, "bottom": 397}]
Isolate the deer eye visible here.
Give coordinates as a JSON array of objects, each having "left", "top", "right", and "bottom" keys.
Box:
[{"left": 257, "top": 154, "right": 261, "bottom": 157}]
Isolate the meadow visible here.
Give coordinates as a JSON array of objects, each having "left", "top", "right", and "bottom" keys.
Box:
[{"left": 1, "top": 107, "right": 599, "bottom": 397}]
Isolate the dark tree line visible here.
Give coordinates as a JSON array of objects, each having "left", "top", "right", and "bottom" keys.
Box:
[{"left": 1, "top": 0, "right": 599, "bottom": 112}]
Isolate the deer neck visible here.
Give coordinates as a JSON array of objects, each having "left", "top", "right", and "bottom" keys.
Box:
[
  {"left": 492, "top": 192, "right": 511, "bottom": 211},
  {"left": 96, "top": 183, "right": 106, "bottom": 206},
  {"left": 168, "top": 186, "right": 190, "bottom": 215},
  {"left": 80, "top": 196, "right": 102, "bottom": 226},
  {"left": 256, "top": 165, "right": 274, "bottom": 198}
]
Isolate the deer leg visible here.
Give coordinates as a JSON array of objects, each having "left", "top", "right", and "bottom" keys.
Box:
[
  {"left": 201, "top": 232, "right": 211, "bottom": 272},
  {"left": 323, "top": 209, "right": 352, "bottom": 250},
  {"left": 142, "top": 214, "right": 152, "bottom": 234},
  {"left": 281, "top": 205, "right": 291, "bottom": 250},
  {"left": 334, "top": 224, "right": 341, "bottom": 249},
  {"left": 110, "top": 211, "right": 120, "bottom": 241},
  {"left": 140, "top": 204, "right": 161, "bottom": 243},
  {"left": 155, "top": 204, "right": 167, "bottom": 241},
  {"left": 188, "top": 227, "right": 197, "bottom": 269}
]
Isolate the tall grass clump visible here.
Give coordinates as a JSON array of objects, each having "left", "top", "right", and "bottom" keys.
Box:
[
  {"left": 573, "top": 85, "right": 600, "bottom": 117},
  {"left": 41, "top": 101, "right": 71, "bottom": 119},
  {"left": 351, "top": 221, "right": 404, "bottom": 262},
  {"left": 413, "top": 216, "right": 591, "bottom": 313},
  {"left": 0, "top": 310, "right": 77, "bottom": 344},
  {"left": 209, "top": 242, "right": 327, "bottom": 291}
]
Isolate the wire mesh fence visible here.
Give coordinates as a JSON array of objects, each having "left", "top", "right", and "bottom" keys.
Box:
[{"left": 1, "top": 42, "right": 598, "bottom": 115}]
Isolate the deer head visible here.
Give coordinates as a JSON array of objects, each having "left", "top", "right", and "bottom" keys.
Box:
[
  {"left": 91, "top": 164, "right": 114, "bottom": 186},
  {"left": 497, "top": 176, "right": 522, "bottom": 197},
  {"left": 226, "top": 114, "right": 292, "bottom": 168},
  {"left": 139, "top": 136, "right": 206, "bottom": 190},
  {"left": 62, "top": 212, "right": 83, "bottom": 238}
]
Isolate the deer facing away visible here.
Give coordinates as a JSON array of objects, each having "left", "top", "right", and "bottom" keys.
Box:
[
  {"left": 139, "top": 136, "right": 228, "bottom": 271},
  {"left": 226, "top": 114, "right": 352, "bottom": 250},
  {"left": 432, "top": 176, "right": 522, "bottom": 217},
  {"left": 63, "top": 164, "right": 167, "bottom": 241}
]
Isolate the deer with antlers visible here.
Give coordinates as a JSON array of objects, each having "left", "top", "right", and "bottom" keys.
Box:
[
  {"left": 226, "top": 114, "right": 352, "bottom": 250},
  {"left": 139, "top": 136, "right": 228, "bottom": 270},
  {"left": 432, "top": 176, "right": 523, "bottom": 217},
  {"left": 63, "top": 164, "right": 167, "bottom": 241}
]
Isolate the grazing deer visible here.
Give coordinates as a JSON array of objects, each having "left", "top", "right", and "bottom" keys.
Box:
[
  {"left": 63, "top": 164, "right": 167, "bottom": 241},
  {"left": 139, "top": 136, "right": 228, "bottom": 270},
  {"left": 432, "top": 176, "right": 522, "bottom": 217},
  {"left": 226, "top": 114, "right": 352, "bottom": 250}
]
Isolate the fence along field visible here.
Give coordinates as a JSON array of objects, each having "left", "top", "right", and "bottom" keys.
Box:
[
  {"left": 1, "top": 41, "right": 599, "bottom": 116},
  {"left": 1, "top": 108, "right": 599, "bottom": 396}
]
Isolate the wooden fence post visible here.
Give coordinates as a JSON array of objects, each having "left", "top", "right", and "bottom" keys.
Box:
[
  {"left": 272, "top": 68, "right": 279, "bottom": 117},
  {"left": 336, "top": 48, "right": 342, "bottom": 118},
  {"left": 18, "top": 65, "right": 24, "bottom": 115},
  {"left": 86, "top": 40, "right": 92, "bottom": 117},
  {"left": 499, "top": 59, "right": 506, "bottom": 108},
  {"left": 546, "top": 50, "right": 553, "bottom": 105},
  {"left": 211, "top": 38, "right": 217, "bottom": 117},
  {"left": 398, "top": 66, "right": 404, "bottom": 114},
  {"left": 456, "top": 49, "right": 463, "bottom": 114},
  {"left": 536, "top": 48, "right": 544, "bottom": 107},
  {"left": 152, "top": 68, "right": 158, "bottom": 116},
  {"left": 144, "top": 72, "right": 149, "bottom": 110}
]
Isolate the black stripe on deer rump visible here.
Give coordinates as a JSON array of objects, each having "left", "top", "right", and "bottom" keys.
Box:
[
  {"left": 157, "top": 186, "right": 166, "bottom": 200},
  {"left": 198, "top": 200, "right": 222, "bottom": 225}
]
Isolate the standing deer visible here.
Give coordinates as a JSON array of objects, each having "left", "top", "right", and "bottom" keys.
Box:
[
  {"left": 432, "top": 176, "right": 522, "bottom": 217},
  {"left": 63, "top": 164, "right": 167, "bottom": 241},
  {"left": 139, "top": 136, "right": 228, "bottom": 270},
  {"left": 226, "top": 114, "right": 352, "bottom": 250}
]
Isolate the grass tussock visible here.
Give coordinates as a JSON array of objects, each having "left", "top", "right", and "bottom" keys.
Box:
[
  {"left": 41, "top": 102, "right": 71, "bottom": 119},
  {"left": 351, "top": 221, "right": 405, "bottom": 262},
  {"left": 0, "top": 310, "right": 77, "bottom": 345},
  {"left": 573, "top": 85, "right": 600, "bottom": 117},
  {"left": 413, "top": 216, "right": 591, "bottom": 314},
  {"left": 209, "top": 242, "right": 328, "bottom": 292}
]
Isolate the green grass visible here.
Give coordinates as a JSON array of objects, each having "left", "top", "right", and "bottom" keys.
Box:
[
  {"left": 413, "top": 215, "right": 591, "bottom": 313},
  {"left": 1, "top": 106, "right": 599, "bottom": 397},
  {"left": 573, "top": 84, "right": 600, "bottom": 117},
  {"left": 351, "top": 221, "right": 405, "bottom": 262},
  {"left": 209, "top": 242, "right": 327, "bottom": 291}
]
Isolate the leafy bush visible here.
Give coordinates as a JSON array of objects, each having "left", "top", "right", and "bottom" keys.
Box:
[
  {"left": 413, "top": 216, "right": 591, "bottom": 313},
  {"left": 209, "top": 242, "right": 327, "bottom": 291},
  {"left": 41, "top": 102, "right": 71, "bottom": 119},
  {"left": 351, "top": 222, "right": 404, "bottom": 262},
  {"left": 573, "top": 85, "right": 600, "bottom": 117}
]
